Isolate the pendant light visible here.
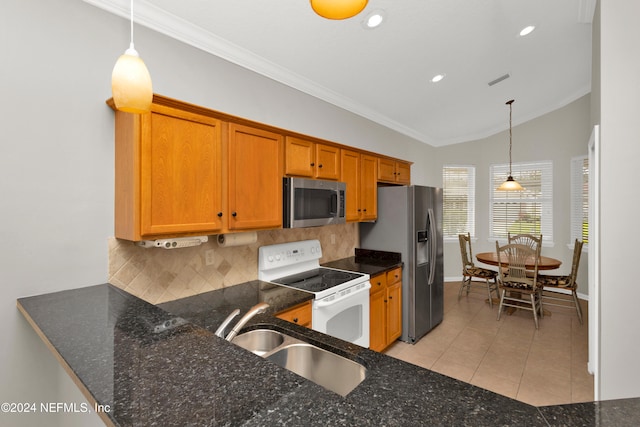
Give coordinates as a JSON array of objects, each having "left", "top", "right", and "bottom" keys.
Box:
[
  {"left": 497, "top": 99, "right": 524, "bottom": 191},
  {"left": 111, "top": 0, "right": 153, "bottom": 113},
  {"left": 310, "top": 0, "right": 368, "bottom": 20}
]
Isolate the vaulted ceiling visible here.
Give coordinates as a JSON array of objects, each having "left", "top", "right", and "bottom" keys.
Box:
[{"left": 87, "top": 0, "right": 594, "bottom": 147}]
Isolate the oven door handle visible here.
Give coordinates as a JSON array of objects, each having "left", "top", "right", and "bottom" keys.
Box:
[{"left": 314, "top": 281, "right": 371, "bottom": 307}]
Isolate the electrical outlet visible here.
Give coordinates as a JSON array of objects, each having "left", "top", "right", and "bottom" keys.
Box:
[
  {"left": 330, "top": 234, "right": 336, "bottom": 244},
  {"left": 205, "top": 249, "right": 215, "bottom": 266}
]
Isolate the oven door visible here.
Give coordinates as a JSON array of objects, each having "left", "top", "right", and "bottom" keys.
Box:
[{"left": 312, "top": 281, "right": 370, "bottom": 348}]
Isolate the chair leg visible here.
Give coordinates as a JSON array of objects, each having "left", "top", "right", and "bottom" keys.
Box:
[
  {"left": 531, "top": 293, "right": 539, "bottom": 329},
  {"left": 538, "top": 289, "right": 544, "bottom": 319},
  {"left": 485, "top": 279, "right": 493, "bottom": 307},
  {"left": 457, "top": 278, "right": 467, "bottom": 300},
  {"left": 497, "top": 289, "right": 506, "bottom": 321},
  {"left": 572, "top": 290, "right": 584, "bottom": 324}
]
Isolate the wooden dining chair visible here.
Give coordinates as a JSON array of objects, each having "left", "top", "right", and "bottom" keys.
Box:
[
  {"left": 496, "top": 241, "right": 543, "bottom": 329},
  {"left": 537, "top": 239, "right": 584, "bottom": 324},
  {"left": 458, "top": 233, "right": 499, "bottom": 306},
  {"left": 508, "top": 232, "right": 542, "bottom": 252}
]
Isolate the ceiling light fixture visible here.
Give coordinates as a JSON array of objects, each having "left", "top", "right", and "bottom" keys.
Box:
[
  {"left": 497, "top": 100, "right": 524, "bottom": 191},
  {"left": 519, "top": 25, "right": 536, "bottom": 37},
  {"left": 431, "top": 74, "right": 445, "bottom": 83},
  {"left": 310, "top": 0, "right": 368, "bottom": 20},
  {"left": 111, "top": 0, "right": 153, "bottom": 113},
  {"left": 362, "top": 10, "right": 385, "bottom": 29}
]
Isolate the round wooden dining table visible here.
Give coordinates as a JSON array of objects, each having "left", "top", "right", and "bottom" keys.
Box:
[{"left": 475, "top": 252, "right": 562, "bottom": 270}]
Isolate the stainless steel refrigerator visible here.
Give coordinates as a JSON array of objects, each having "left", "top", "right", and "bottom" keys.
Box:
[{"left": 360, "top": 185, "right": 443, "bottom": 343}]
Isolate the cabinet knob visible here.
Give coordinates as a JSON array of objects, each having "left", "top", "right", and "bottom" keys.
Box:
[
  {"left": 310, "top": 162, "right": 315, "bottom": 167},
  {"left": 318, "top": 164, "right": 323, "bottom": 168},
  {"left": 232, "top": 212, "right": 237, "bottom": 217},
  {"left": 293, "top": 317, "right": 299, "bottom": 323},
  {"left": 376, "top": 281, "right": 382, "bottom": 287},
  {"left": 389, "top": 296, "right": 393, "bottom": 300},
  {"left": 217, "top": 212, "right": 223, "bottom": 217}
]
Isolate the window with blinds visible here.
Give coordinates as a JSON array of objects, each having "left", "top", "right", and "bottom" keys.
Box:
[
  {"left": 489, "top": 161, "right": 553, "bottom": 243},
  {"left": 443, "top": 165, "right": 475, "bottom": 239},
  {"left": 571, "top": 156, "right": 589, "bottom": 245}
]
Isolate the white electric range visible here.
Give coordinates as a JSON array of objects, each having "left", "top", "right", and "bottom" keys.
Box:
[{"left": 258, "top": 240, "right": 370, "bottom": 347}]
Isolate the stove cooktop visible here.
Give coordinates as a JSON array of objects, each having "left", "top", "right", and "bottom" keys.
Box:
[{"left": 271, "top": 267, "right": 366, "bottom": 295}]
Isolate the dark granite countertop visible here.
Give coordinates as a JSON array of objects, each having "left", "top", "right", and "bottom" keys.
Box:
[
  {"left": 322, "top": 248, "right": 403, "bottom": 277},
  {"left": 17, "top": 282, "right": 640, "bottom": 426}
]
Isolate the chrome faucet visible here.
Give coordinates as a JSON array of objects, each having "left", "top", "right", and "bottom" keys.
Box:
[
  {"left": 214, "top": 308, "right": 240, "bottom": 338},
  {"left": 216, "top": 302, "right": 270, "bottom": 341}
]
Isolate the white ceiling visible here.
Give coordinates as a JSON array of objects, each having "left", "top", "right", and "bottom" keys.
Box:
[{"left": 86, "top": 0, "right": 594, "bottom": 147}]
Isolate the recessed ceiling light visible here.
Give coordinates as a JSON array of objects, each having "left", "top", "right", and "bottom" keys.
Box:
[
  {"left": 431, "top": 74, "right": 445, "bottom": 83},
  {"left": 519, "top": 25, "right": 536, "bottom": 37},
  {"left": 362, "top": 10, "right": 386, "bottom": 29}
]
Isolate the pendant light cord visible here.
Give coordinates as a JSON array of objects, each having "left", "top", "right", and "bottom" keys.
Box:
[
  {"left": 129, "top": 0, "right": 135, "bottom": 50},
  {"left": 506, "top": 99, "right": 514, "bottom": 176}
]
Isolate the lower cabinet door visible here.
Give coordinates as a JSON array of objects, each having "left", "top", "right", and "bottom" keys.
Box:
[{"left": 369, "top": 288, "right": 386, "bottom": 352}]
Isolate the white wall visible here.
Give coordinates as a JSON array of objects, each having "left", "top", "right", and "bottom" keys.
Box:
[
  {"left": 598, "top": 0, "right": 640, "bottom": 401},
  {"left": 1, "top": 1, "right": 434, "bottom": 425},
  {"left": 435, "top": 95, "right": 591, "bottom": 295}
]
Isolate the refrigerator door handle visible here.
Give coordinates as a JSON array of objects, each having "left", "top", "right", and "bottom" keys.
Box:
[{"left": 428, "top": 208, "right": 436, "bottom": 285}]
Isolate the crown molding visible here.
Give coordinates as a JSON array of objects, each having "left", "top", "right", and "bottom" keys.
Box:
[{"left": 83, "top": 0, "right": 435, "bottom": 145}]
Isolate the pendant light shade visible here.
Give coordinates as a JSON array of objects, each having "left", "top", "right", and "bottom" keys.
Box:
[
  {"left": 111, "top": 0, "right": 152, "bottom": 113},
  {"left": 310, "top": 0, "right": 368, "bottom": 20},
  {"left": 497, "top": 99, "right": 524, "bottom": 191}
]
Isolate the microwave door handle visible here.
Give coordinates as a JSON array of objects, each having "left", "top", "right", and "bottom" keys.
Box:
[{"left": 330, "top": 193, "right": 338, "bottom": 215}]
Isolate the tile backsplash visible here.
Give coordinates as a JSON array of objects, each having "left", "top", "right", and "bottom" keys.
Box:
[{"left": 108, "top": 223, "right": 358, "bottom": 304}]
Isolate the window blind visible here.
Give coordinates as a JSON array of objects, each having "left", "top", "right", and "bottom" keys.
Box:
[
  {"left": 490, "top": 161, "right": 553, "bottom": 242},
  {"left": 571, "top": 156, "right": 589, "bottom": 244},
  {"left": 443, "top": 165, "right": 475, "bottom": 238}
]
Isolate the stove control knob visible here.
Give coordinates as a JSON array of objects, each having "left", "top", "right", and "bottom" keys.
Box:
[{"left": 267, "top": 255, "right": 274, "bottom": 262}]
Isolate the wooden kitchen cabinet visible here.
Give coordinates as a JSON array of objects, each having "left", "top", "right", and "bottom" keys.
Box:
[
  {"left": 360, "top": 154, "right": 378, "bottom": 221},
  {"left": 386, "top": 268, "right": 403, "bottom": 344},
  {"left": 228, "top": 123, "right": 284, "bottom": 230},
  {"left": 378, "top": 158, "right": 411, "bottom": 184},
  {"left": 341, "top": 150, "right": 377, "bottom": 222},
  {"left": 276, "top": 301, "right": 312, "bottom": 328},
  {"left": 113, "top": 101, "right": 224, "bottom": 241},
  {"left": 285, "top": 136, "right": 340, "bottom": 180},
  {"left": 369, "top": 267, "right": 402, "bottom": 352}
]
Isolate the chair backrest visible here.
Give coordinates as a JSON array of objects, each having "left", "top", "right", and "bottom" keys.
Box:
[
  {"left": 496, "top": 242, "right": 540, "bottom": 289},
  {"left": 568, "top": 239, "right": 584, "bottom": 286},
  {"left": 458, "top": 233, "right": 474, "bottom": 271},
  {"left": 508, "top": 233, "right": 542, "bottom": 252}
]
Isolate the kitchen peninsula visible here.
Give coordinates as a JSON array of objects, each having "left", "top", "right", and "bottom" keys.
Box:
[{"left": 17, "top": 283, "right": 640, "bottom": 426}]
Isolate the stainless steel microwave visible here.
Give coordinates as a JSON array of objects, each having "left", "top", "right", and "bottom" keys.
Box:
[{"left": 283, "top": 177, "right": 346, "bottom": 228}]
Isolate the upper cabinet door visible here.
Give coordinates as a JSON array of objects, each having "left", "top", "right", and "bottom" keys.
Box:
[
  {"left": 285, "top": 136, "right": 340, "bottom": 180},
  {"left": 228, "top": 123, "right": 283, "bottom": 230},
  {"left": 285, "top": 136, "right": 315, "bottom": 177},
  {"left": 360, "top": 154, "right": 378, "bottom": 221},
  {"left": 315, "top": 144, "right": 340, "bottom": 180},
  {"left": 140, "top": 105, "right": 223, "bottom": 237},
  {"left": 341, "top": 149, "right": 361, "bottom": 222}
]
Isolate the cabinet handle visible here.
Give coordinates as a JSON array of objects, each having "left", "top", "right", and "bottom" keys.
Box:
[
  {"left": 232, "top": 212, "right": 237, "bottom": 217},
  {"left": 293, "top": 317, "right": 299, "bottom": 323},
  {"left": 217, "top": 212, "right": 223, "bottom": 217}
]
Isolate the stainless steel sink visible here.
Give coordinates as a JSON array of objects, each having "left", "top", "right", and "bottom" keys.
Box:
[
  {"left": 230, "top": 329, "right": 284, "bottom": 356},
  {"left": 231, "top": 329, "right": 366, "bottom": 396}
]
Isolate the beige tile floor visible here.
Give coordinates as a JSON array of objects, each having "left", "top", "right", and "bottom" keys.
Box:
[{"left": 384, "top": 281, "right": 594, "bottom": 407}]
